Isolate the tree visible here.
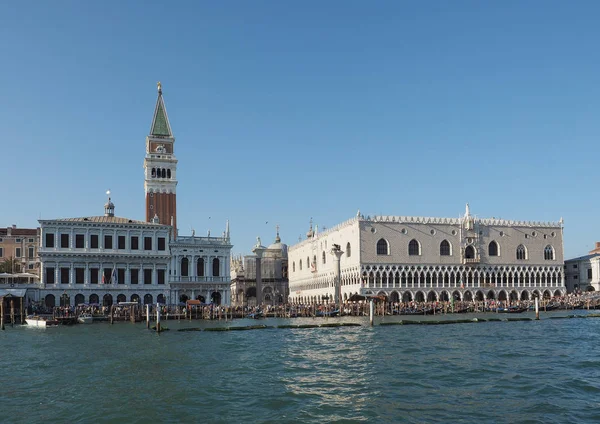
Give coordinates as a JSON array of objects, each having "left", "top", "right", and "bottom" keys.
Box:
[{"left": 0, "top": 257, "right": 21, "bottom": 273}]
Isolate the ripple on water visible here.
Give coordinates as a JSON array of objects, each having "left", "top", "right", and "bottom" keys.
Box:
[{"left": 2, "top": 318, "right": 600, "bottom": 423}]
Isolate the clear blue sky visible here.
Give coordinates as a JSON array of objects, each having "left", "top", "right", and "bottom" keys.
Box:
[{"left": 2, "top": 1, "right": 599, "bottom": 258}]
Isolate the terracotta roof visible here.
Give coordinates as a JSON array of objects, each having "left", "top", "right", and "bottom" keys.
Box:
[
  {"left": 44, "top": 216, "right": 169, "bottom": 226},
  {"left": 0, "top": 228, "right": 39, "bottom": 236}
]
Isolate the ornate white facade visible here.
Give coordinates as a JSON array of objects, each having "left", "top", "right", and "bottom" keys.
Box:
[
  {"left": 288, "top": 206, "right": 566, "bottom": 304},
  {"left": 169, "top": 224, "right": 233, "bottom": 305},
  {"left": 38, "top": 197, "right": 171, "bottom": 307},
  {"left": 230, "top": 230, "right": 289, "bottom": 306}
]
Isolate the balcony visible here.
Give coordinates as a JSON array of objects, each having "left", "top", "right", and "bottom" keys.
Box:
[{"left": 463, "top": 258, "right": 480, "bottom": 265}]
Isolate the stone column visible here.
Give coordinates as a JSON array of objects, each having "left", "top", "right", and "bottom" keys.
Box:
[
  {"left": 252, "top": 243, "right": 266, "bottom": 306},
  {"left": 331, "top": 246, "right": 344, "bottom": 311}
]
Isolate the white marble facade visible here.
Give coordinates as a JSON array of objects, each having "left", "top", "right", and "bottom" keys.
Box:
[
  {"left": 288, "top": 206, "right": 566, "bottom": 304},
  {"left": 38, "top": 200, "right": 172, "bottom": 307},
  {"left": 169, "top": 224, "right": 233, "bottom": 305}
]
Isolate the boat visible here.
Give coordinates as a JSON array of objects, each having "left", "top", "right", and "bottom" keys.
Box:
[
  {"left": 316, "top": 309, "right": 340, "bottom": 317},
  {"left": 25, "top": 315, "right": 59, "bottom": 328},
  {"left": 497, "top": 306, "right": 528, "bottom": 314},
  {"left": 77, "top": 313, "right": 94, "bottom": 324},
  {"left": 247, "top": 310, "right": 263, "bottom": 319}
]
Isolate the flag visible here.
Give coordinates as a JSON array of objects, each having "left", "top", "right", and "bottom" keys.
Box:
[
  {"left": 111, "top": 267, "right": 117, "bottom": 284},
  {"left": 101, "top": 274, "right": 105, "bottom": 284}
]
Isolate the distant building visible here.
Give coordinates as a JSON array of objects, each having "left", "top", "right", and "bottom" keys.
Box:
[
  {"left": 38, "top": 196, "right": 172, "bottom": 307},
  {"left": 230, "top": 229, "right": 288, "bottom": 306},
  {"left": 564, "top": 242, "right": 600, "bottom": 293},
  {"left": 288, "top": 205, "right": 566, "bottom": 304},
  {"left": 0, "top": 225, "right": 40, "bottom": 275}
]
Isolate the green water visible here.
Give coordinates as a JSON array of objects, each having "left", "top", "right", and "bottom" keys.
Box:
[{"left": 2, "top": 313, "right": 600, "bottom": 423}]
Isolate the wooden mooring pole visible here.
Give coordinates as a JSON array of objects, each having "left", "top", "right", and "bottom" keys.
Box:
[
  {"left": 1, "top": 300, "right": 4, "bottom": 330},
  {"left": 146, "top": 304, "right": 150, "bottom": 328},
  {"left": 369, "top": 300, "right": 374, "bottom": 327},
  {"left": 156, "top": 303, "right": 161, "bottom": 332},
  {"left": 535, "top": 297, "right": 540, "bottom": 320}
]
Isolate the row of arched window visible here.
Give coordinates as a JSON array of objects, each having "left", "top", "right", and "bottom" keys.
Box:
[
  {"left": 180, "top": 257, "right": 220, "bottom": 277},
  {"left": 376, "top": 238, "right": 556, "bottom": 261},
  {"left": 151, "top": 168, "right": 171, "bottom": 179}
]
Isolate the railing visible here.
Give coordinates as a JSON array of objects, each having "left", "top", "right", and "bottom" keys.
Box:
[{"left": 171, "top": 276, "right": 229, "bottom": 283}]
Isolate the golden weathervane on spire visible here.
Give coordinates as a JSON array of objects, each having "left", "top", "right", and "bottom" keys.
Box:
[{"left": 157, "top": 81, "right": 162, "bottom": 93}]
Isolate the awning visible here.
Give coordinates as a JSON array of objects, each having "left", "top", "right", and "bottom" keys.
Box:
[{"left": 0, "top": 288, "right": 28, "bottom": 298}]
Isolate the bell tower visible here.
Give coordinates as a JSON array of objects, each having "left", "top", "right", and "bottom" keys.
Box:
[{"left": 144, "top": 82, "right": 178, "bottom": 237}]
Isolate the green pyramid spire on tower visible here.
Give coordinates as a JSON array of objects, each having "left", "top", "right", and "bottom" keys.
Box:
[{"left": 150, "top": 82, "right": 173, "bottom": 137}]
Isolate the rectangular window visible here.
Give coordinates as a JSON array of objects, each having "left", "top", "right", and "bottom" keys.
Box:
[
  {"left": 61, "top": 267, "right": 69, "bottom": 284},
  {"left": 118, "top": 268, "right": 125, "bottom": 284},
  {"left": 16, "top": 238, "right": 21, "bottom": 243},
  {"left": 45, "top": 267, "right": 55, "bottom": 284},
  {"left": 118, "top": 236, "right": 126, "bottom": 250},
  {"left": 61, "top": 234, "right": 69, "bottom": 248},
  {"left": 45, "top": 233, "right": 55, "bottom": 248},
  {"left": 75, "top": 268, "right": 84, "bottom": 284},
  {"left": 103, "top": 268, "right": 112, "bottom": 284},
  {"left": 130, "top": 269, "right": 139, "bottom": 284},
  {"left": 28, "top": 238, "right": 34, "bottom": 243},
  {"left": 91, "top": 235, "right": 99, "bottom": 249},
  {"left": 131, "top": 236, "right": 139, "bottom": 250},
  {"left": 588, "top": 269, "right": 593, "bottom": 279},
  {"left": 76, "top": 234, "right": 85, "bottom": 248},
  {"left": 15, "top": 248, "right": 21, "bottom": 258},
  {"left": 104, "top": 235, "right": 113, "bottom": 250},
  {"left": 0, "top": 247, "right": 4, "bottom": 257},
  {"left": 157, "top": 269, "right": 165, "bottom": 284},
  {"left": 573, "top": 264, "right": 578, "bottom": 269},
  {"left": 574, "top": 275, "right": 579, "bottom": 279},
  {"left": 158, "top": 237, "right": 166, "bottom": 251},
  {"left": 90, "top": 268, "right": 99, "bottom": 284},
  {"left": 144, "top": 269, "right": 152, "bottom": 284},
  {"left": 144, "top": 237, "right": 152, "bottom": 251},
  {"left": 28, "top": 264, "right": 34, "bottom": 270},
  {"left": 28, "top": 247, "right": 34, "bottom": 258}
]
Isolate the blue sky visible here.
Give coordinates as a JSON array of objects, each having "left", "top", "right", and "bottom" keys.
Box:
[{"left": 1, "top": 1, "right": 599, "bottom": 258}]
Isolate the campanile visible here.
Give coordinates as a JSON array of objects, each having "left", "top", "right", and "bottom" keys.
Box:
[{"left": 144, "top": 82, "right": 178, "bottom": 237}]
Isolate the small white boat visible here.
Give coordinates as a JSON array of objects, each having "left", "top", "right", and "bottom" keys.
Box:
[
  {"left": 25, "top": 316, "right": 59, "bottom": 328},
  {"left": 77, "top": 313, "right": 93, "bottom": 324}
]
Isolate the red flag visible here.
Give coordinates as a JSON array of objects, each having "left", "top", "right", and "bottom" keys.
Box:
[{"left": 102, "top": 274, "right": 105, "bottom": 284}]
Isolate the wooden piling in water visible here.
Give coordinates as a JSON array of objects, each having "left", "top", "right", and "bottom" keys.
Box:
[
  {"left": 10, "top": 299, "right": 15, "bottom": 327},
  {"left": 1, "top": 300, "right": 4, "bottom": 330}
]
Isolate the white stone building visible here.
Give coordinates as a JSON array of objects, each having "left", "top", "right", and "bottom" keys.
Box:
[
  {"left": 564, "top": 242, "right": 600, "bottom": 293},
  {"left": 169, "top": 224, "right": 233, "bottom": 305},
  {"left": 38, "top": 196, "right": 172, "bottom": 307},
  {"left": 288, "top": 205, "right": 566, "bottom": 304},
  {"left": 230, "top": 229, "right": 289, "bottom": 306}
]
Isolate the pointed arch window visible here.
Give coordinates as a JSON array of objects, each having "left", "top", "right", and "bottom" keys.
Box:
[
  {"left": 516, "top": 244, "right": 527, "bottom": 260},
  {"left": 322, "top": 251, "right": 326, "bottom": 264},
  {"left": 465, "top": 245, "right": 475, "bottom": 259},
  {"left": 346, "top": 242, "right": 351, "bottom": 258},
  {"left": 181, "top": 258, "right": 189, "bottom": 277},
  {"left": 408, "top": 239, "right": 420, "bottom": 256},
  {"left": 299, "top": 260, "right": 302, "bottom": 271},
  {"left": 292, "top": 262, "right": 296, "bottom": 272},
  {"left": 440, "top": 240, "right": 451, "bottom": 256},
  {"left": 197, "top": 258, "right": 205, "bottom": 277},
  {"left": 212, "top": 258, "right": 220, "bottom": 276},
  {"left": 544, "top": 245, "right": 555, "bottom": 261},
  {"left": 488, "top": 241, "right": 499, "bottom": 257},
  {"left": 376, "top": 239, "right": 389, "bottom": 255}
]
